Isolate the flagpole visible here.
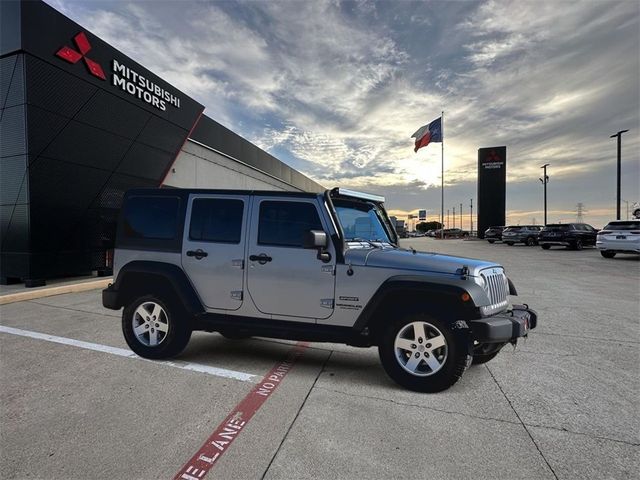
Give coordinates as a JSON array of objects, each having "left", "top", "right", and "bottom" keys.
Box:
[{"left": 441, "top": 110, "right": 444, "bottom": 239}]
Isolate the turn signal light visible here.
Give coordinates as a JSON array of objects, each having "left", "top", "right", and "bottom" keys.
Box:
[{"left": 461, "top": 293, "right": 471, "bottom": 302}]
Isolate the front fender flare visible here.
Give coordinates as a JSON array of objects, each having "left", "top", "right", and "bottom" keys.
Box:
[{"left": 353, "top": 275, "right": 492, "bottom": 332}]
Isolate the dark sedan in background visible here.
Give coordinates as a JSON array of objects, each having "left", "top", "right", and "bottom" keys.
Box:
[
  {"left": 484, "top": 226, "right": 505, "bottom": 243},
  {"left": 502, "top": 225, "right": 543, "bottom": 246},
  {"left": 539, "top": 223, "right": 598, "bottom": 250}
]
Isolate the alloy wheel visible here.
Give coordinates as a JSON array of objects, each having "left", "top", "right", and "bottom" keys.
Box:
[
  {"left": 394, "top": 321, "right": 448, "bottom": 376},
  {"left": 132, "top": 301, "right": 169, "bottom": 347}
]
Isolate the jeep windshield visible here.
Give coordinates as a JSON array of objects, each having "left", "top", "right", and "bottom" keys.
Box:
[{"left": 333, "top": 199, "right": 392, "bottom": 244}]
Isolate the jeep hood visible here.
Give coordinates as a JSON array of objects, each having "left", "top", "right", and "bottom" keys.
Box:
[{"left": 344, "top": 247, "right": 501, "bottom": 277}]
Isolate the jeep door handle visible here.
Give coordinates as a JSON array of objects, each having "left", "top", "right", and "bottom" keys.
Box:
[
  {"left": 186, "top": 249, "right": 208, "bottom": 259},
  {"left": 249, "top": 254, "right": 272, "bottom": 265}
]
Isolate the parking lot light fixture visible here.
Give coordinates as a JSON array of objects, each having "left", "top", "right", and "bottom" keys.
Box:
[
  {"left": 610, "top": 130, "right": 629, "bottom": 220},
  {"left": 539, "top": 164, "right": 550, "bottom": 225}
]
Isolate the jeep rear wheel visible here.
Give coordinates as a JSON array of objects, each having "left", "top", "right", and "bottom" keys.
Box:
[
  {"left": 378, "top": 314, "right": 469, "bottom": 392},
  {"left": 122, "top": 295, "right": 191, "bottom": 359}
]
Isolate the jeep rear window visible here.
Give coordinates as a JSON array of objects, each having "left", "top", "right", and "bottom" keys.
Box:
[
  {"left": 189, "top": 199, "right": 244, "bottom": 243},
  {"left": 258, "top": 201, "right": 323, "bottom": 248},
  {"left": 122, "top": 196, "right": 179, "bottom": 240}
]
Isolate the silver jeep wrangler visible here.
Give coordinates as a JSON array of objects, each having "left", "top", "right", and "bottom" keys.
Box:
[{"left": 103, "top": 187, "right": 536, "bottom": 392}]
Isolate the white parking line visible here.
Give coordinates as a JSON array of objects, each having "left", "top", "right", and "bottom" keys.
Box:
[{"left": 0, "top": 325, "right": 256, "bottom": 382}]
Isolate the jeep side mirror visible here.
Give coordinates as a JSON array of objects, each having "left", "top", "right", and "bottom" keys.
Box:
[
  {"left": 303, "top": 230, "right": 331, "bottom": 263},
  {"left": 303, "top": 230, "right": 328, "bottom": 249}
]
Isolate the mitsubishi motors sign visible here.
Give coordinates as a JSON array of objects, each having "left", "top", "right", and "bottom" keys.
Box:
[
  {"left": 477, "top": 146, "right": 507, "bottom": 238},
  {"left": 16, "top": 0, "right": 201, "bottom": 130},
  {"left": 56, "top": 32, "right": 181, "bottom": 112},
  {"left": 112, "top": 60, "right": 181, "bottom": 111}
]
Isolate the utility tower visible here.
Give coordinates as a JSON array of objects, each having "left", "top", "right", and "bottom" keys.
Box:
[{"left": 575, "top": 203, "right": 587, "bottom": 223}]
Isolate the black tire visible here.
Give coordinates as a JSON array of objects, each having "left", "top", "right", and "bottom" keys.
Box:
[
  {"left": 122, "top": 294, "right": 192, "bottom": 359},
  {"left": 573, "top": 239, "right": 583, "bottom": 250},
  {"left": 526, "top": 237, "right": 536, "bottom": 246},
  {"left": 488, "top": 240, "right": 495, "bottom": 244},
  {"left": 506, "top": 242, "right": 514, "bottom": 246},
  {"left": 600, "top": 250, "right": 616, "bottom": 258},
  {"left": 378, "top": 313, "right": 469, "bottom": 393},
  {"left": 541, "top": 244, "right": 551, "bottom": 250},
  {"left": 472, "top": 343, "right": 505, "bottom": 365}
]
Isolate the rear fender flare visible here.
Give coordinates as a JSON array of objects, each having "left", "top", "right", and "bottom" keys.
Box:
[{"left": 113, "top": 261, "right": 204, "bottom": 315}]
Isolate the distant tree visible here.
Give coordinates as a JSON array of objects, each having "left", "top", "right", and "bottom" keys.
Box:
[{"left": 416, "top": 221, "right": 442, "bottom": 232}]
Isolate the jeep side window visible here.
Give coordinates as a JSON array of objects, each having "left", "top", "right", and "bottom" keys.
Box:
[
  {"left": 189, "top": 199, "right": 244, "bottom": 244},
  {"left": 123, "top": 196, "right": 179, "bottom": 240},
  {"left": 258, "top": 201, "right": 323, "bottom": 248}
]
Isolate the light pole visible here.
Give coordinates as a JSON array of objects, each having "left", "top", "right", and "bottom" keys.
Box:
[
  {"left": 453, "top": 207, "right": 456, "bottom": 228},
  {"left": 539, "top": 164, "right": 550, "bottom": 225},
  {"left": 610, "top": 130, "right": 629, "bottom": 220},
  {"left": 470, "top": 198, "right": 473, "bottom": 234},
  {"left": 447, "top": 209, "right": 450, "bottom": 228}
]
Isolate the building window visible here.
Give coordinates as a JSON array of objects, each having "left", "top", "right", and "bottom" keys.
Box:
[
  {"left": 189, "top": 198, "right": 244, "bottom": 244},
  {"left": 258, "top": 201, "right": 322, "bottom": 248}
]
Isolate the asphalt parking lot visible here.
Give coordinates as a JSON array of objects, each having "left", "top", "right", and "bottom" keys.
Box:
[{"left": 1, "top": 239, "right": 638, "bottom": 480}]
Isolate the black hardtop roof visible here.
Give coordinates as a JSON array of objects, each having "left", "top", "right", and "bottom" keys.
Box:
[{"left": 125, "top": 188, "right": 323, "bottom": 199}]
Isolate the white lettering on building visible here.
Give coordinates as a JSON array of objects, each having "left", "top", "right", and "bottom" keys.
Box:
[{"left": 111, "top": 59, "right": 181, "bottom": 112}]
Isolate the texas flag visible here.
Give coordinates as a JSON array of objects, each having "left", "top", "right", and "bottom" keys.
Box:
[{"left": 411, "top": 117, "right": 442, "bottom": 152}]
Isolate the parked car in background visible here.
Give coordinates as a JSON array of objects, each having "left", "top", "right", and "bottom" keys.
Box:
[
  {"left": 596, "top": 220, "right": 640, "bottom": 258},
  {"left": 539, "top": 223, "right": 598, "bottom": 250},
  {"left": 502, "top": 225, "right": 543, "bottom": 246},
  {"left": 443, "top": 228, "right": 469, "bottom": 238},
  {"left": 484, "top": 226, "right": 505, "bottom": 243}
]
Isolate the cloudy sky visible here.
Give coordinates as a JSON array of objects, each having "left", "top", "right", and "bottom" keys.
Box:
[{"left": 48, "top": 0, "right": 639, "bottom": 228}]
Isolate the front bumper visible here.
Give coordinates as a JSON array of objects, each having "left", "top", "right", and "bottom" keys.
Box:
[{"left": 469, "top": 304, "right": 537, "bottom": 344}]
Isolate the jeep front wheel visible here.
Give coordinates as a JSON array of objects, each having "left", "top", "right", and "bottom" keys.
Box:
[
  {"left": 378, "top": 314, "right": 468, "bottom": 392},
  {"left": 122, "top": 295, "right": 192, "bottom": 359}
]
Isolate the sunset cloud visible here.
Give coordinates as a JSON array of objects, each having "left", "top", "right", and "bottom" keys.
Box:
[{"left": 48, "top": 0, "right": 639, "bottom": 227}]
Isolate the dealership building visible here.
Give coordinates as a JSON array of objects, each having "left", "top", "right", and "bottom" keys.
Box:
[{"left": 0, "top": 0, "right": 322, "bottom": 286}]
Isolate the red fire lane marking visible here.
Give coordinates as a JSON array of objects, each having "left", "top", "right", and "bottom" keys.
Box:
[{"left": 174, "top": 342, "right": 309, "bottom": 480}]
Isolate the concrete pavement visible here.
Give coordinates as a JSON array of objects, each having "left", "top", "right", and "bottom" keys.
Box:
[{"left": 0, "top": 238, "right": 638, "bottom": 479}]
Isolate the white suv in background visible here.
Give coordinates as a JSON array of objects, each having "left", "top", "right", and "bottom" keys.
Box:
[{"left": 596, "top": 220, "right": 640, "bottom": 258}]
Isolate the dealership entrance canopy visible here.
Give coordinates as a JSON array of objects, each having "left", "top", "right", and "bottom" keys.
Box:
[{"left": 1, "top": 0, "right": 321, "bottom": 286}]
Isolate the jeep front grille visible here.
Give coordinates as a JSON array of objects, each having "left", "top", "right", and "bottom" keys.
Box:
[{"left": 480, "top": 268, "right": 509, "bottom": 316}]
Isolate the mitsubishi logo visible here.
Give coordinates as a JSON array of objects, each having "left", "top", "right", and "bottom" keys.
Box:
[
  {"left": 487, "top": 150, "right": 501, "bottom": 162},
  {"left": 56, "top": 32, "right": 106, "bottom": 80}
]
